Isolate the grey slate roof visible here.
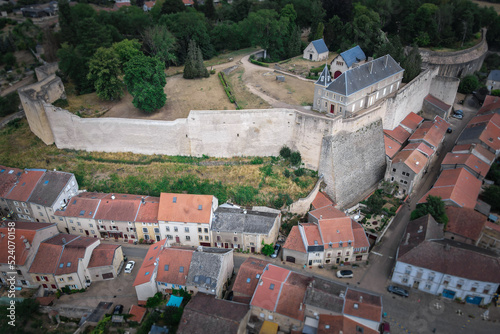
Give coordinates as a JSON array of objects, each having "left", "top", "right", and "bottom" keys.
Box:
[
  {"left": 186, "top": 250, "right": 228, "bottom": 291},
  {"left": 212, "top": 206, "right": 279, "bottom": 235},
  {"left": 311, "top": 39, "right": 329, "bottom": 54},
  {"left": 28, "top": 170, "right": 73, "bottom": 207},
  {"left": 304, "top": 277, "right": 345, "bottom": 313},
  {"left": 340, "top": 45, "right": 366, "bottom": 68},
  {"left": 327, "top": 55, "right": 404, "bottom": 96},
  {"left": 487, "top": 70, "right": 500, "bottom": 82},
  {"left": 315, "top": 65, "right": 333, "bottom": 87},
  {"left": 457, "top": 124, "right": 486, "bottom": 144}
]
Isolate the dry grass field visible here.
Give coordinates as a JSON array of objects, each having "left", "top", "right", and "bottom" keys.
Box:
[{"left": 472, "top": 0, "right": 500, "bottom": 13}]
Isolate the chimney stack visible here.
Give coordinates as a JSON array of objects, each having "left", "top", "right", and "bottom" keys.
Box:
[
  {"left": 405, "top": 233, "right": 410, "bottom": 245},
  {"left": 370, "top": 61, "right": 373, "bottom": 74}
]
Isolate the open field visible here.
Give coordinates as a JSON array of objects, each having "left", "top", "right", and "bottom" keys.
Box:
[
  {"left": 0, "top": 119, "right": 317, "bottom": 207},
  {"left": 472, "top": 0, "right": 500, "bottom": 13},
  {"left": 226, "top": 68, "right": 271, "bottom": 109}
]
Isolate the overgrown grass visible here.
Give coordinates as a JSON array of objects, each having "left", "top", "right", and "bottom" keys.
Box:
[{"left": 0, "top": 119, "right": 317, "bottom": 208}]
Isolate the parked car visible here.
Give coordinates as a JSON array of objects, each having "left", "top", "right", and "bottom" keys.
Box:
[
  {"left": 113, "top": 304, "right": 124, "bottom": 315},
  {"left": 124, "top": 260, "right": 135, "bottom": 274},
  {"left": 452, "top": 113, "right": 463, "bottom": 120},
  {"left": 446, "top": 127, "right": 452, "bottom": 133},
  {"left": 271, "top": 244, "right": 281, "bottom": 258},
  {"left": 336, "top": 270, "right": 354, "bottom": 278},
  {"left": 387, "top": 285, "right": 409, "bottom": 297},
  {"left": 454, "top": 109, "right": 464, "bottom": 115},
  {"left": 380, "top": 321, "right": 391, "bottom": 334}
]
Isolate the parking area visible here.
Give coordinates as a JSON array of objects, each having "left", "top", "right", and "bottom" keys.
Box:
[{"left": 54, "top": 256, "right": 143, "bottom": 314}]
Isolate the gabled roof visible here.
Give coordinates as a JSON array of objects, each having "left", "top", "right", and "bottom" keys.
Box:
[
  {"left": 212, "top": 206, "right": 280, "bottom": 234},
  {"left": 0, "top": 222, "right": 55, "bottom": 265},
  {"left": 135, "top": 197, "right": 160, "bottom": 223},
  {"left": 327, "top": 55, "right": 403, "bottom": 96},
  {"left": 392, "top": 148, "right": 428, "bottom": 174},
  {"left": 343, "top": 289, "right": 382, "bottom": 323},
  {"left": 400, "top": 112, "right": 424, "bottom": 132},
  {"left": 478, "top": 95, "right": 500, "bottom": 115},
  {"left": 186, "top": 249, "right": 232, "bottom": 290},
  {"left": 156, "top": 248, "right": 193, "bottom": 286},
  {"left": 274, "top": 271, "right": 311, "bottom": 321},
  {"left": 351, "top": 220, "right": 370, "bottom": 249},
  {"left": 402, "top": 142, "right": 435, "bottom": 157},
  {"left": 478, "top": 113, "right": 500, "bottom": 151},
  {"left": 133, "top": 240, "right": 167, "bottom": 286},
  {"left": 158, "top": 193, "right": 214, "bottom": 224},
  {"left": 88, "top": 244, "right": 120, "bottom": 268},
  {"left": 94, "top": 193, "right": 143, "bottom": 222},
  {"left": 424, "top": 94, "right": 451, "bottom": 112},
  {"left": 318, "top": 315, "right": 379, "bottom": 334},
  {"left": 309, "top": 205, "right": 345, "bottom": 220},
  {"left": 397, "top": 215, "right": 443, "bottom": 258},
  {"left": 384, "top": 135, "right": 402, "bottom": 159},
  {"left": 55, "top": 192, "right": 106, "bottom": 218},
  {"left": 28, "top": 171, "right": 73, "bottom": 207},
  {"left": 487, "top": 70, "right": 500, "bottom": 82},
  {"left": 441, "top": 152, "right": 490, "bottom": 178},
  {"left": 318, "top": 217, "right": 354, "bottom": 248},
  {"left": 311, "top": 191, "right": 335, "bottom": 210},
  {"left": 143, "top": 1, "right": 155, "bottom": 9},
  {"left": 471, "top": 144, "right": 496, "bottom": 164},
  {"left": 339, "top": 45, "right": 366, "bottom": 68},
  {"left": 409, "top": 116, "right": 449, "bottom": 148},
  {"left": 419, "top": 168, "right": 482, "bottom": 208},
  {"left": 128, "top": 305, "right": 147, "bottom": 323},
  {"left": 282, "top": 225, "right": 306, "bottom": 252},
  {"left": 315, "top": 65, "right": 333, "bottom": 87},
  {"left": 304, "top": 277, "right": 346, "bottom": 313},
  {"left": 250, "top": 264, "right": 290, "bottom": 312},
  {"left": 311, "top": 39, "right": 328, "bottom": 54},
  {"left": 232, "top": 257, "right": 270, "bottom": 303},
  {"left": 384, "top": 126, "right": 411, "bottom": 144},
  {"left": 177, "top": 294, "right": 249, "bottom": 334},
  {"left": 302, "top": 223, "right": 323, "bottom": 246},
  {"left": 4, "top": 169, "right": 44, "bottom": 202},
  {"left": 0, "top": 166, "right": 23, "bottom": 197},
  {"left": 458, "top": 123, "right": 486, "bottom": 144},
  {"left": 445, "top": 207, "right": 486, "bottom": 241}
]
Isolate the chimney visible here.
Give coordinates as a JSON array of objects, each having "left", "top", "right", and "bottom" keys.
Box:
[
  {"left": 24, "top": 239, "right": 30, "bottom": 249},
  {"left": 141, "top": 197, "right": 145, "bottom": 204},
  {"left": 369, "top": 61, "right": 373, "bottom": 74},
  {"left": 320, "top": 215, "right": 322, "bottom": 220},
  {"left": 111, "top": 194, "right": 115, "bottom": 200},
  {"left": 299, "top": 303, "right": 303, "bottom": 311},
  {"left": 62, "top": 237, "right": 66, "bottom": 244},
  {"left": 354, "top": 303, "right": 359, "bottom": 309},
  {"left": 359, "top": 295, "right": 363, "bottom": 303},
  {"left": 445, "top": 243, "right": 451, "bottom": 251},
  {"left": 404, "top": 233, "right": 410, "bottom": 245}
]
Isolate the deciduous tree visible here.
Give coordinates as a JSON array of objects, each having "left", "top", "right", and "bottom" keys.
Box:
[
  {"left": 87, "top": 47, "right": 124, "bottom": 101},
  {"left": 142, "top": 25, "right": 177, "bottom": 67}
]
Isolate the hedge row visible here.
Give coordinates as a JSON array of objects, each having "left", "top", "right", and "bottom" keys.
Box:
[{"left": 218, "top": 72, "right": 236, "bottom": 104}]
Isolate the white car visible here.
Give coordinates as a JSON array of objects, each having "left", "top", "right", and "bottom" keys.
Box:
[
  {"left": 336, "top": 270, "right": 353, "bottom": 278},
  {"left": 124, "top": 260, "right": 135, "bottom": 274}
]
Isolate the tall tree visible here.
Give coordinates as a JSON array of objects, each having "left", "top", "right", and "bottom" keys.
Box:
[
  {"left": 124, "top": 54, "right": 167, "bottom": 113},
  {"left": 161, "top": 0, "right": 185, "bottom": 15},
  {"left": 112, "top": 39, "right": 142, "bottom": 66},
  {"left": 142, "top": 25, "right": 177, "bottom": 67},
  {"left": 183, "top": 40, "right": 208, "bottom": 79},
  {"left": 203, "top": 0, "right": 215, "bottom": 20},
  {"left": 322, "top": 0, "right": 353, "bottom": 23},
  {"left": 87, "top": 47, "right": 124, "bottom": 101},
  {"left": 401, "top": 44, "right": 421, "bottom": 83}
]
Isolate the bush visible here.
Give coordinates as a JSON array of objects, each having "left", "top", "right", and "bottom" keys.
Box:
[
  {"left": 53, "top": 98, "right": 69, "bottom": 108},
  {"left": 283, "top": 169, "right": 290, "bottom": 178},
  {"left": 251, "top": 157, "right": 263, "bottom": 164},
  {"left": 290, "top": 151, "right": 301, "bottom": 166},
  {"left": 458, "top": 75, "right": 479, "bottom": 94},
  {"left": 294, "top": 168, "right": 305, "bottom": 177},
  {"left": 146, "top": 292, "right": 163, "bottom": 308},
  {"left": 0, "top": 92, "right": 20, "bottom": 117},
  {"left": 250, "top": 58, "right": 269, "bottom": 67},
  {"left": 279, "top": 145, "right": 291, "bottom": 159},
  {"left": 260, "top": 164, "right": 273, "bottom": 176}
]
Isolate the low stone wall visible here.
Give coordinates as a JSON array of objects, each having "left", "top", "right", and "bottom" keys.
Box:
[{"left": 287, "top": 176, "right": 323, "bottom": 215}]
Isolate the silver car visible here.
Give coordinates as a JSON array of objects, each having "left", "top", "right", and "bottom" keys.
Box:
[{"left": 124, "top": 260, "right": 135, "bottom": 274}]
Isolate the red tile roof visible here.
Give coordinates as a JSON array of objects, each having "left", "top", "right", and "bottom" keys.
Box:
[
  {"left": 135, "top": 197, "right": 160, "bottom": 223},
  {"left": 400, "top": 112, "right": 424, "bottom": 132},
  {"left": 424, "top": 94, "right": 451, "bottom": 112},
  {"left": 232, "top": 257, "right": 270, "bottom": 303},
  {"left": 309, "top": 205, "right": 346, "bottom": 220},
  {"left": 143, "top": 1, "right": 155, "bottom": 9},
  {"left": 133, "top": 240, "right": 167, "bottom": 286},
  {"left": 319, "top": 217, "right": 354, "bottom": 248},
  {"left": 351, "top": 220, "right": 369, "bottom": 249},
  {"left": 158, "top": 193, "right": 214, "bottom": 224},
  {"left": 55, "top": 237, "right": 98, "bottom": 275},
  {"left": 409, "top": 118, "right": 448, "bottom": 149},
  {"left": 343, "top": 289, "right": 382, "bottom": 323},
  {"left": 472, "top": 144, "right": 496, "bottom": 163},
  {"left": 0, "top": 222, "right": 55, "bottom": 265},
  {"left": 402, "top": 142, "right": 435, "bottom": 157},
  {"left": 311, "top": 191, "right": 334, "bottom": 209},
  {"left": 5, "top": 169, "right": 44, "bottom": 202},
  {"left": 384, "top": 135, "right": 402, "bottom": 159},
  {"left": 392, "top": 148, "right": 428, "bottom": 174},
  {"left": 128, "top": 305, "right": 147, "bottom": 323},
  {"left": 302, "top": 223, "right": 322, "bottom": 246},
  {"left": 445, "top": 207, "right": 486, "bottom": 241},
  {"left": 317, "top": 315, "right": 379, "bottom": 334},
  {"left": 250, "top": 265, "right": 289, "bottom": 312},
  {"left": 419, "top": 168, "right": 482, "bottom": 208},
  {"left": 441, "top": 153, "right": 490, "bottom": 178},
  {"left": 452, "top": 144, "right": 472, "bottom": 153},
  {"left": 114, "top": 2, "right": 131, "bottom": 8},
  {"left": 94, "top": 193, "right": 143, "bottom": 222},
  {"left": 88, "top": 244, "right": 120, "bottom": 268},
  {"left": 36, "top": 296, "right": 55, "bottom": 306},
  {"left": 274, "top": 272, "right": 310, "bottom": 321},
  {"left": 485, "top": 221, "right": 500, "bottom": 233},
  {"left": 478, "top": 95, "right": 500, "bottom": 114},
  {"left": 384, "top": 126, "right": 411, "bottom": 144},
  {"left": 283, "top": 226, "right": 305, "bottom": 252},
  {"left": 55, "top": 192, "right": 106, "bottom": 218},
  {"left": 478, "top": 113, "right": 500, "bottom": 151},
  {"left": 0, "top": 166, "right": 23, "bottom": 197},
  {"left": 156, "top": 248, "right": 193, "bottom": 286}
]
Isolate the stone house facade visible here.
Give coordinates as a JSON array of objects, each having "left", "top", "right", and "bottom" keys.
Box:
[
  {"left": 87, "top": 244, "right": 124, "bottom": 281},
  {"left": 329, "top": 45, "right": 366, "bottom": 79},
  {"left": 303, "top": 39, "right": 329, "bottom": 62}
]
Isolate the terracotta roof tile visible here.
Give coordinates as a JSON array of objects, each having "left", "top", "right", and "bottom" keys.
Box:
[
  {"left": 384, "top": 135, "right": 402, "bottom": 159},
  {"left": 384, "top": 126, "right": 411, "bottom": 144},
  {"left": 452, "top": 144, "right": 472, "bottom": 153},
  {"left": 441, "top": 153, "right": 490, "bottom": 178},
  {"left": 472, "top": 144, "right": 496, "bottom": 163},
  {"left": 5, "top": 169, "right": 44, "bottom": 202},
  {"left": 351, "top": 220, "right": 370, "bottom": 249},
  {"left": 232, "top": 257, "right": 270, "bottom": 303},
  {"left": 156, "top": 248, "right": 193, "bottom": 286},
  {"left": 445, "top": 207, "right": 486, "bottom": 241},
  {"left": 392, "top": 148, "right": 428, "bottom": 174},
  {"left": 318, "top": 218, "right": 354, "bottom": 248},
  {"left": 143, "top": 1, "right": 155, "bottom": 9},
  {"left": 55, "top": 192, "right": 106, "bottom": 218},
  {"left": 250, "top": 265, "right": 290, "bottom": 311},
  {"left": 158, "top": 193, "right": 214, "bottom": 224},
  {"left": 343, "top": 289, "right": 382, "bottom": 323},
  {"left": 55, "top": 237, "right": 98, "bottom": 275},
  {"left": 88, "top": 244, "right": 120, "bottom": 268},
  {"left": 94, "top": 193, "right": 143, "bottom": 222},
  {"left": 402, "top": 142, "right": 435, "bottom": 157},
  {"left": 128, "top": 305, "right": 147, "bottom": 323},
  {"left": 424, "top": 94, "right": 451, "bottom": 112},
  {"left": 409, "top": 117, "right": 448, "bottom": 149},
  {"left": 400, "top": 112, "right": 424, "bottom": 132},
  {"left": 133, "top": 240, "right": 166, "bottom": 286},
  {"left": 283, "top": 226, "right": 305, "bottom": 252},
  {"left": 485, "top": 221, "right": 500, "bottom": 233},
  {"left": 311, "top": 191, "right": 335, "bottom": 209},
  {"left": 0, "top": 166, "right": 23, "bottom": 197},
  {"left": 303, "top": 224, "right": 323, "bottom": 246},
  {"left": 478, "top": 115, "right": 500, "bottom": 151},
  {"left": 309, "top": 205, "right": 346, "bottom": 220},
  {"left": 318, "top": 315, "right": 379, "bottom": 334},
  {"left": 0, "top": 222, "right": 55, "bottom": 265},
  {"left": 478, "top": 95, "right": 500, "bottom": 114},
  {"left": 274, "top": 272, "right": 311, "bottom": 321},
  {"left": 135, "top": 197, "right": 160, "bottom": 223}
]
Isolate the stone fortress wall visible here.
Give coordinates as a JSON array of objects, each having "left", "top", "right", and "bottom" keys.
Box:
[{"left": 19, "top": 34, "right": 483, "bottom": 207}]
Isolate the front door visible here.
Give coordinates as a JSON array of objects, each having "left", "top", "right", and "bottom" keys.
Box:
[
  {"left": 85, "top": 230, "right": 89, "bottom": 236},
  {"left": 251, "top": 247, "right": 255, "bottom": 253},
  {"left": 175, "top": 236, "right": 180, "bottom": 243},
  {"left": 309, "top": 54, "right": 312, "bottom": 60},
  {"left": 309, "top": 260, "right": 312, "bottom": 265},
  {"left": 114, "top": 233, "right": 119, "bottom": 240},
  {"left": 330, "top": 104, "right": 334, "bottom": 113},
  {"left": 442, "top": 289, "right": 456, "bottom": 299},
  {"left": 225, "top": 243, "right": 229, "bottom": 248},
  {"left": 413, "top": 281, "right": 420, "bottom": 289}
]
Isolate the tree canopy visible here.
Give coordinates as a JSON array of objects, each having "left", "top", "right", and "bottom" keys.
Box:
[{"left": 410, "top": 195, "right": 448, "bottom": 225}]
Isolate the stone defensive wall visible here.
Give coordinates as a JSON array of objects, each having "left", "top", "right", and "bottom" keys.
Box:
[{"left": 418, "top": 28, "right": 488, "bottom": 78}]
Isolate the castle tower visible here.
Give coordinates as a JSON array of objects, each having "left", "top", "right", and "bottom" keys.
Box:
[{"left": 313, "top": 65, "right": 332, "bottom": 113}]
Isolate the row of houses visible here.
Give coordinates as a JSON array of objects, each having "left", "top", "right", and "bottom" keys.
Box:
[
  {"left": 391, "top": 95, "right": 500, "bottom": 305},
  {"left": 178, "top": 257, "right": 383, "bottom": 334},
  {"left": 0, "top": 221, "right": 123, "bottom": 290}
]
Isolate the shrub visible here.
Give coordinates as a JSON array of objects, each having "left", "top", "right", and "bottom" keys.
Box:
[
  {"left": 294, "top": 168, "right": 305, "bottom": 177},
  {"left": 279, "top": 145, "right": 291, "bottom": 159},
  {"left": 251, "top": 157, "right": 263, "bottom": 164},
  {"left": 0, "top": 92, "right": 20, "bottom": 117},
  {"left": 283, "top": 169, "right": 290, "bottom": 178},
  {"left": 458, "top": 75, "right": 479, "bottom": 94},
  {"left": 260, "top": 164, "right": 273, "bottom": 176},
  {"left": 290, "top": 151, "right": 302, "bottom": 166},
  {"left": 53, "top": 98, "right": 69, "bottom": 108}
]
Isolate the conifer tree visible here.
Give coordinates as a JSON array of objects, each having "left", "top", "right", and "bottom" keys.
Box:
[{"left": 183, "top": 40, "right": 208, "bottom": 79}]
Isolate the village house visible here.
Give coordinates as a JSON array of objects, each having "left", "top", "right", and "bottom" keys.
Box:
[
  {"left": 422, "top": 94, "right": 452, "bottom": 120},
  {"left": 314, "top": 55, "right": 403, "bottom": 117},
  {"left": 134, "top": 196, "right": 161, "bottom": 242},
  {"left": 211, "top": 203, "right": 281, "bottom": 252},
  {"left": 232, "top": 257, "right": 270, "bottom": 304},
  {"left": 486, "top": 70, "right": 500, "bottom": 92},
  {"left": 303, "top": 39, "right": 329, "bottom": 62},
  {"left": 441, "top": 152, "right": 490, "bottom": 180},
  {"left": 385, "top": 145, "right": 430, "bottom": 195},
  {"left": 0, "top": 222, "right": 58, "bottom": 288},
  {"left": 457, "top": 108, "right": 500, "bottom": 156},
  {"left": 157, "top": 193, "right": 218, "bottom": 247},
  {"left": 87, "top": 244, "right": 124, "bottom": 281},
  {"left": 28, "top": 234, "right": 102, "bottom": 291},
  {"left": 451, "top": 143, "right": 496, "bottom": 165},
  {"left": 329, "top": 45, "right": 367, "bottom": 79},
  {"left": 133, "top": 240, "right": 233, "bottom": 303},
  {"left": 408, "top": 116, "right": 449, "bottom": 150},
  {"left": 392, "top": 215, "right": 500, "bottom": 305},
  {"left": 177, "top": 293, "right": 250, "bottom": 334}
]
